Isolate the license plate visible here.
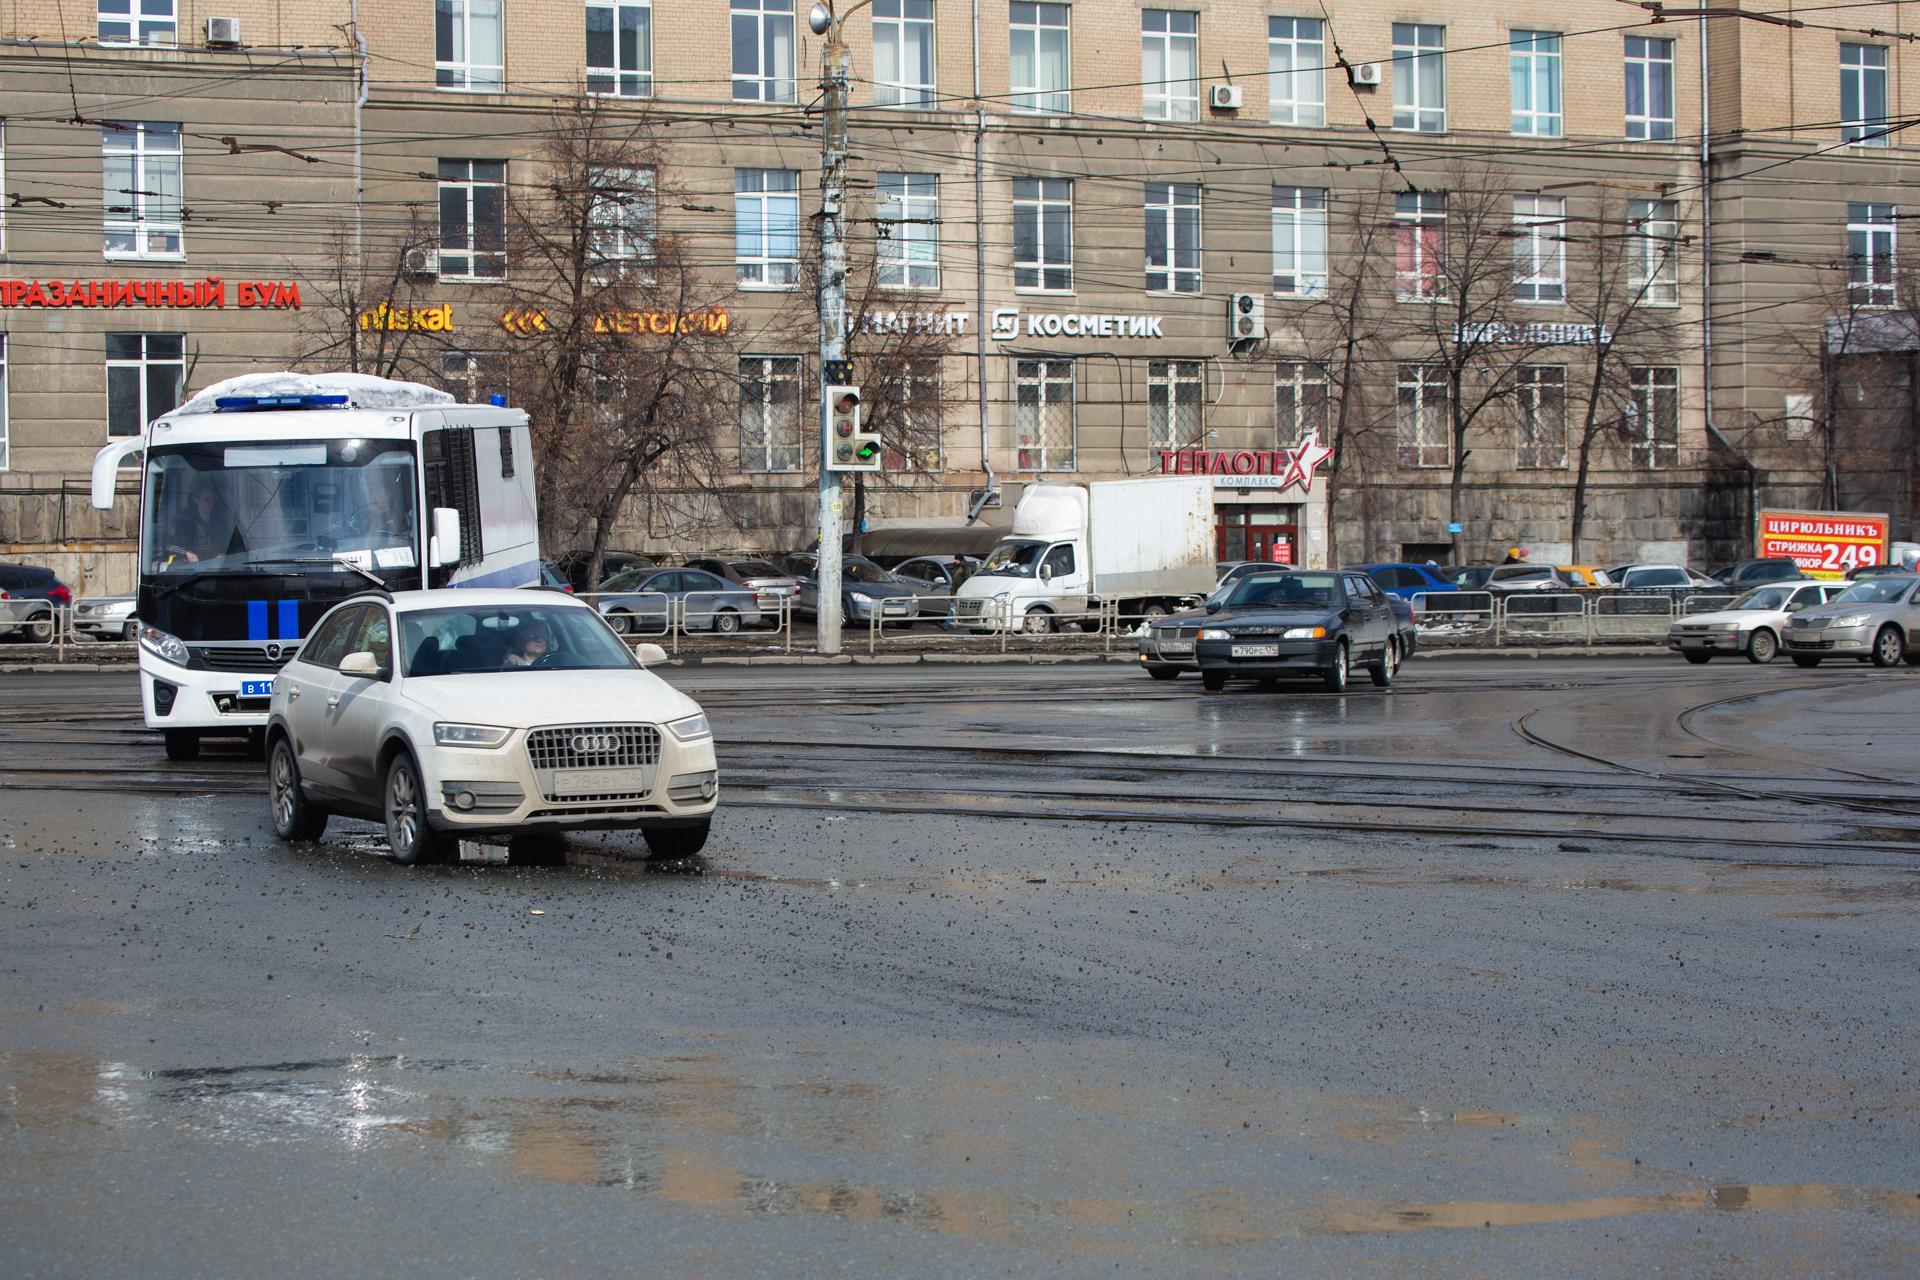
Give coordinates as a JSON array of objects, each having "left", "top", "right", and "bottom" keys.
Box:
[
  {"left": 551, "top": 767, "right": 654, "bottom": 797},
  {"left": 1231, "top": 644, "right": 1280, "bottom": 658},
  {"left": 240, "top": 680, "right": 274, "bottom": 698},
  {"left": 882, "top": 601, "right": 908, "bottom": 613},
  {"left": 1157, "top": 641, "right": 1194, "bottom": 655}
]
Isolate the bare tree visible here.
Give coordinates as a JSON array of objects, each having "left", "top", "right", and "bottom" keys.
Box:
[{"left": 293, "top": 210, "right": 444, "bottom": 380}]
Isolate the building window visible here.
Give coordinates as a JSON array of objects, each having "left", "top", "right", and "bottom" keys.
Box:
[
  {"left": 873, "top": 0, "right": 934, "bottom": 106},
  {"left": 1841, "top": 44, "right": 1889, "bottom": 145},
  {"left": 732, "top": 0, "right": 796, "bottom": 103},
  {"left": 1147, "top": 359, "right": 1204, "bottom": 450},
  {"left": 1848, "top": 202, "right": 1897, "bottom": 307},
  {"left": 0, "top": 120, "right": 7, "bottom": 257},
  {"left": 439, "top": 351, "right": 510, "bottom": 405},
  {"left": 882, "top": 359, "right": 942, "bottom": 471},
  {"left": 1509, "top": 31, "right": 1561, "bottom": 137},
  {"left": 1144, "top": 182, "right": 1201, "bottom": 294},
  {"left": 587, "top": 0, "right": 652, "bottom": 97},
  {"left": 1141, "top": 10, "right": 1199, "bottom": 122},
  {"left": 0, "top": 335, "right": 8, "bottom": 471},
  {"left": 735, "top": 169, "right": 800, "bottom": 287},
  {"left": 1268, "top": 17, "right": 1325, "bottom": 126},
  {"left": 1624, "top": 37, "right": 1674, "bottom": 139},
  {"left": 1274, "top": 361, "right": 1328, "bottom": 446},
  {"left": 106, "top": 333, "right": 183, "bottom": 438},
  {"left": 1396, "top": 365, "right": 1449, "bottom": 468},
  {"left": 1009, "top": 3, "right": 1070, "bottom": 113},
  {"left": 739, "top": 356, "right": 803, "bottom": 472},
  {"left": 1512, "top": 194, "right": 1566, "bottom": 302},
  {"left": 1392, "top": 23, "right": 1445, "bottom": 132},
  {"left": 1628, "top": 367, "right": 1680, "bottom": 467},
  {"left": 1394, "top": 192, "right": 1446, "bottom": 301},
  {"left": 98, "top": 0, "right": 174, "bottom": 45},
  {"left": 1515, "top": 365, "right": 1566, "bottom": 468},
  {"left": 1013, "top": 178, "right": 1072, "bottom": 292},
  {"left": 435, "top": 0, "right": 504, "bottom": 90},
  {"left": 1015, "top": 358, "right": 1075, "bottom": 471},
  {"left": 1630, "top": 198, "right": 1679, "bottom": 305},
  {"left": 438, "top": 160, "right": 506, "bottom": 279},
  {"left": 102, "top": 122, "right": 182, "bottom": 259},
  {"left": 876, "top": 173, "right": 939, "bottom": 288},
  {"left": 588, "top": 166, "right": 655, "bottom": 280},
  {"left": 1272, "top": 187, "right": 1327, "bottom": 297}
]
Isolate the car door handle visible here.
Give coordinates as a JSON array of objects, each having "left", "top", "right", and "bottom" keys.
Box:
[
  {"left": 287, "top": 685, "right": 300, "bottom": 700},
  {"left": 326, "top": 695, "right": 340, "bottom": 710}
]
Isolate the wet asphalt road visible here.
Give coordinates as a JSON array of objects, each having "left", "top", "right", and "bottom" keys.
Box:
[{"left": 2, "top": 657, "right": 1918, "bottom": 1278}]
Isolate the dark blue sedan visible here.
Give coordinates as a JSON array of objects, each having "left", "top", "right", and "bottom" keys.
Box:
[{"left": 1345, "top": 562, "right": 1455, "bottom": 601}]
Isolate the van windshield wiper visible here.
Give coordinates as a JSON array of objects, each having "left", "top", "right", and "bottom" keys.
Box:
[{"left": 243, "top": 556, "right": 389, "bottom": 592}]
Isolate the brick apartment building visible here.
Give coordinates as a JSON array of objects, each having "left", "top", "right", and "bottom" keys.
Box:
[{"left": 0, "top": 0, "right": 1912, "bottom": 589}]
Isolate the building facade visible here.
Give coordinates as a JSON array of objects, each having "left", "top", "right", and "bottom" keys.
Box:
[{"left": 0, "top": 0, "right": 1910, "bottom": 589}]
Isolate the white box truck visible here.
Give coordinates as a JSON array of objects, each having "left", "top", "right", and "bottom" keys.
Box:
[{"left": 951, "top": 477, "right": 1216, "bottom": 633}]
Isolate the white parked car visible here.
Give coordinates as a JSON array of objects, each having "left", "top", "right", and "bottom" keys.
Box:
[
  {"left": 1667, "top": 581, "right": 1849, "bottom": 664},
  {"left": 72, "top": 594, "right": 138, "bottom": 641},
  {"left": 265, "top": 589, "right": 718, "bottom": 865},
  {"left": 1608, "top": 563, "right": 1722, "bottom": 592}
]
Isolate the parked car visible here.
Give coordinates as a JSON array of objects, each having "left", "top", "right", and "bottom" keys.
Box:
[
  {"left": 683, "top": 557, "right": 799, "bottom": 622},
  {"left": 1607, "top": 564, "right": 1723, "bottom": 592},
  {"left": 1449, "top": 564, "right": 1577, "bottom": 593},
  {"left": 537, "top": 560, "right": 574, "bottom": 592},
  {"left": 1555, "top": 565, "right": 1615, "bottom": 588},
  {"left": 1667, "top": 580, "right": 1849, "bottom": 664},
  {"left": 1192, "top": 569, "right": 1402, "bottom": 693},
  {"left": 554, "top": 549, "right": 656, "bottom": 594},
  {"left": 778, "top": 553, "right": 922, "bottom": 627},
  {"left": 1141, "top": 568, "right": 1416, "bottom": 679},
  {"left": 1711, "top": 558, "right": 1805, "bottom": 589},
  {"left": 891, "top": 555, "right": 977, "bottom": 597},
  {"left": 71, "top": 594, "right": 138, "bottom": 641},
  {"left": 1782, "top": 573, "right": 1920, "bottom": 667},
  {"left": 0, "top": 563, "right": 73, "bottom": 643},
  {"left": 265, "top": 589, "right": 718, "bottom": 864},
  {"left": 1848, "top": 562, "right": 1916, "bottom": 582},
  {"left": 594, "top": 566, "right": 762, "bottom": 635},
  {"left": 1349, "top": 562, "right": 1456, "bottom": 601}
]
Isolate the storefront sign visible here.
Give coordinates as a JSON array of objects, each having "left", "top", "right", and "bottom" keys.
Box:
[
  {"left": 359, "top": 301, "right": 453, "bottom": 332},
  {"left": 498, "top": 307, "right": 730, "bottom": 337},
  {"left": 0, "top": 277, "right": 300, "bottom": 309},
  {"left": 990, "top": 307, "right": 1165, "bottom": 341},
  {"left": 1453, "top": 321, "right": 1611, "bottom": 346},
  {"left": 1270, "top": 540, "right": 1294, "bottom": 565},
  {"left": 857, "top": 310, "right": 971, "bottom": 336},
  {"left": 1157, "top": 430, "right": 1333, "bottom": 493},
  {"left": 1758, "top": 508, "right": 1889, "bottom": 579}
]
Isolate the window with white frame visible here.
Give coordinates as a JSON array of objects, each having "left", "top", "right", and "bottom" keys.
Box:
[
  {"left": 1841, "top": 44, "right": 1889, "bottom": 145},
  {"left": 588, "top": 166, "right": 655, "bottom": 279},
  {"left": 436, "top": 0, "right": 504, "bottom": 90},
  {"left": 0, "top": 335, "right": 9, "bottom": 470},
  {"left": 735, "top": 169, "right": 800, "bottom": 287},
  {"left": 882, "top": 359, "right": 942, "bottom": 471},
  {"left": 1015, "top": 358, "right": 1075, "bottom": 471},
  {"left": 1272, "top": 187, "right": 1327, "bottom": 296},
  {"left": 1147, "top": 360, "right": 1204, "bottom": 450},
  {"left": 1394, "top": 191, "right": 1446, "bottom": 301},
  {"left": 1512, "top": 194, "right": 1565, "bottom": 302},
  {"left": 587, "top": 0, "right": 652, "bottom": 97},
  {"left": 1396, "top": 365, "right": 1450, "bottom": 468},
  {"left": 1013, "top": 178, "right": 1072, "bottom": 291},
  {"left": 438, "top": 159, "right": 506, "bottom": 279},
  {"left": 1628, "top": 366, "right": 1679, "bottom": 467},
  {"left": 873, "top": 0, "right": 935, "bottom": 106},
  {"left": 1392, "top": 23, "right": 1445, "bottom": 132},
  {"left": 1848, "top": 202, "right": 1896, "bottom": 307},
  {"left": 102, "top": 122, "right": 182, "bottom": 259},
  {"left": 1630, "top": 198, "right": 1679, "bottom": 304},
  {"left": 1509, "top": 30, "right": 1561, "bottom": 136},
  {"left": 1009, "top": 2, "right": 1070, "bottom": 113},
  {"left": 106, "top": 333, "right": 183, "bottom": 438},
  {"left": 1514, "top": 365, "right": 1566, "bottom": 468},
  {"left": 439, "top": 351, "right": 511, "bottom": 406},
  {"left": 1145, "top": 182, "right": 1201, "bottom": 294},
  {"left": 732, "top": 0, "right": 796, "bottom": 103},
  {"left": 1141, "top": 10, "right": 1199, "bottom": 122},
  {"left": 1268, "top": 17, "right": 1325, "bottom": 126},
  {"left": 877, "top": 172, "right": 939, "bottom": 288},
  {"left": 739, "top": 356, "right": 803, "bottom": 472},
  {"left": 1274, "top": 361, "right": 1328, "bottom": 447},
  {"left": 98, "top": 0, "right": 175, "bottom": 45},
  {"left": 1624, "top": 37, "right": 1674, "bottom": 139}
]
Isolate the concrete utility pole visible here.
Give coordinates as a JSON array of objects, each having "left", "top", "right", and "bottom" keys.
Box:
[{"left": 808, "top": 0, "right": 866, "bottom": 654}]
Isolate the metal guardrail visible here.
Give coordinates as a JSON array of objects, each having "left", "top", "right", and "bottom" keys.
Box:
[{"left": 1412, "top": 590, "right": 1499, "bottom": 640}]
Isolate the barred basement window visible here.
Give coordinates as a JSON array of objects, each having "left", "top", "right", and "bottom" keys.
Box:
[
  {"left": 1396, "top": 364, "right": 1449, "bottom": 468},
  {"left": 1514, "top": 365, "right": 1566, "bottom": 468},
  {"left": 1147, "top": 359, "right": 1204, "bottom": 450},
  {"left": 1015, "top": 359, "right": 1075, "bottom": 472}
]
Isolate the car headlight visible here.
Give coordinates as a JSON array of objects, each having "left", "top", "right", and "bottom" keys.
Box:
[
  {"left": 137, "top": 623, "right": 189, "bottom": 666},
  {"left": 1282, "top": 625, "right": 1328, "bottom": 639},
  {"left": 1834, "top": 613, "right": 1872, "bottom": 628},
  {"left": 433, "top": 722, "right": 513, "bottom": 748},
  {"left": 849, "top": 592, "right": 873, "bottom": 605},
  {"left": 667, "top": 713, "right": 712, "bottom": 742},
  {"left": 1199, "top": 627, "right": 1232, "bottom": 640},
  {"left": 1708, "top": 622, "right": 1741, "bottom": 632}
]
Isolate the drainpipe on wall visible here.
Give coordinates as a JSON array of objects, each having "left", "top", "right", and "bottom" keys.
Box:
[{"left": 351, "top": 0, "right": 368, "bottom": 269}]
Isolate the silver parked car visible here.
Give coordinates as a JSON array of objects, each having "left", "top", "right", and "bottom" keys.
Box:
[
  {"left": 594, "top": 567, "right": 762, "bottom": 635},
  {"left": 72, "top": 594, "right": 138, "bottom": 641},
  {"left": 1668, "top": 581, "right": 1847, "bottom": 664},
  {"left": 1782, "top": 574, "right": 1920, "bottom": 667}
]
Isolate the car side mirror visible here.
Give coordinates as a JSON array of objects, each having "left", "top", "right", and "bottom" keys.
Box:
[
  {"left": 1785, "top": 601, "right": 1804, "bottom": 613},
  {"left": 428, "top": 506, "right": 461, "bottom": 568},
  {"left": 339, "top": 651, "right": 382, "bottom": 679},
  {"left": 634, "top": 642, "right": 669, "bottom": 666},
  {"left": 1204, "top": 601, "right": 1221, "bottom": 614}
]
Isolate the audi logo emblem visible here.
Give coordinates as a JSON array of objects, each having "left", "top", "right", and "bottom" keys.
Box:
[{"left": 571, "top": 734, "right": 622, "bottom": 754}]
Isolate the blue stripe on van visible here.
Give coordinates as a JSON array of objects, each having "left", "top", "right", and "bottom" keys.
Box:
[
  {"left": 246, "top": 600, "right": 268, "bottom": 640},
  {"left": 278, "top": 599, "right": 300, "bottom": 639}
]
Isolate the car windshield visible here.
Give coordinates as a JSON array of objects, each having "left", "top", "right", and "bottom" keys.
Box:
[
  {"left": 844, "top": 558, "right": 898, "bottom": 585},
  {"left": 1730, "top": 586, "right": 1794, "bottom": 611},
  {"left": 1225, "top": 572, "right": 1338, "bottom": 609},
  {"left": 400, "top": 605, "right": 635, "bottom": 676},
  {"left": 1833, "top": 578, "right": 1916, "bottom": 604},
  {"left": 981, "top": 540, "right": 1046, "bottom": 577},
  {"left": 600, "top": 566, "right": 657, "bottom": 592},
  {"left": 1449, "top": 567, "right": 1492, "bottom": 588}
]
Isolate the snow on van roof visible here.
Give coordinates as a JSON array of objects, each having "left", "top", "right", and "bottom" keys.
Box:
[{"left": 173, "top": 372, "right": 456, "bottom": 416}]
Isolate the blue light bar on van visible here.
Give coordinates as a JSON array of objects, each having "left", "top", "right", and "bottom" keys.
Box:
[{"left": 212, "top": 394, "right": 351, "bottom": 411}]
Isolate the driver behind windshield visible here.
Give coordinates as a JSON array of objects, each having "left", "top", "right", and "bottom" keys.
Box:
[
  {"left": 504, "top": 619, "right": 553, "bottom": 667},
  {"left": 348, "top": 475, "right": 414, "bottom": 546},
  {"left": 163, "top": 477, "right": 243, "bottom": 566}
]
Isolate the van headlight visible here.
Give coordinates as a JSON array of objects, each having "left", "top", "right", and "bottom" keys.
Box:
[
  {"left": 667, "top": 713, "right": 712, "bottom": 742},
  {"left": 433, "top": 723, "right": 512, "bottom": 748},
  {"left": 137, "top": 624, "right": 190, "bottom": 666}
]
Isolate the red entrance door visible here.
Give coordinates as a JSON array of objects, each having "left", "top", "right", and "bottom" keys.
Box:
[{"left": 1216, "top": 510, "right": 1297, "bottom": 563}]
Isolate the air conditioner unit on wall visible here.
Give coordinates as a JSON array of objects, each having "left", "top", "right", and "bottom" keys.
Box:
[
  {"left": 1350, "top": 62, "right": 1381, "bottom": 87},
  {"left": 1229, "top": 293, "right": 1266, "bottom": 343},
  {"left": 401, "top": 248, "right": 439, "bottom": 279},
  {"left": 205, "top": 16, "right": 241, "bottom": 47},
  {"left": 1209, "top": 84, "right": 1242, "bottom": 111}
]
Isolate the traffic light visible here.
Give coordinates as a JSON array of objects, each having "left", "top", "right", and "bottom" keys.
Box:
[{"left": 824, "top": 384, "right": 881, "bottom": 472}]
